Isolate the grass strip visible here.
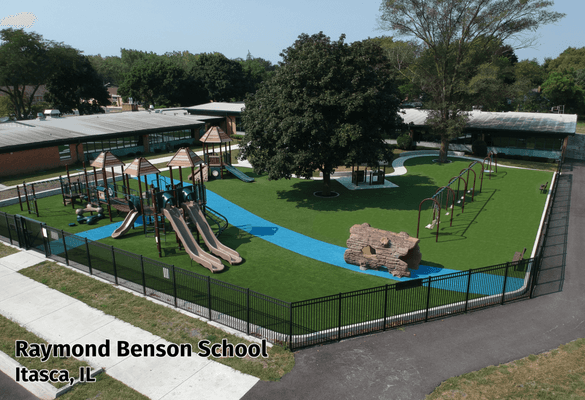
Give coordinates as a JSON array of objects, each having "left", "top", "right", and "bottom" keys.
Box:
[
  {"left": 19, "top": 261, "right": 295, "bottom": 381},
  {"left": 0, "top": 242, "right": 19, "bottom": 258},
  {"left": 426, "top": 338, "right": 585, "bottom": 399}
]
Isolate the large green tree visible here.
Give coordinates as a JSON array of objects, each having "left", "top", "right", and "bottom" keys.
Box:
[
  {"left": 0, "top": 28, "right": 59, "bottom": 119},
  {"left": 190, "top": 53, "right": 251, "bottom": 101},
  {"left": 118, "top": 58, "right": 207, "bottom": 108},
  {"left": 45, "top": 49, "right": 111, "bottom": 115},
  {"left": 378, "top": 0, "right": 564, "bottom": 162},
  {"left": 237, "top": 52, "right": 277, "bottom": 92},
  {"left": 240, "top": 32, "right": 402, "bottom": 196}
]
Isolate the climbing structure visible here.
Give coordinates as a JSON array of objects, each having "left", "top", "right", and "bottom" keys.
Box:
[{"left": 344, "top": 223, "right": 421, "bottom": 278}]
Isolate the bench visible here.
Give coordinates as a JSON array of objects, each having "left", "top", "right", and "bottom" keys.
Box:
[{"left": 539, "top": 182, "right": 548, "bottom": 193}]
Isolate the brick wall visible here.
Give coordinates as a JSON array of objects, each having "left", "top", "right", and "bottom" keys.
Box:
[{"left": 0, "top": 144, "right": 83, "bottom": 178}]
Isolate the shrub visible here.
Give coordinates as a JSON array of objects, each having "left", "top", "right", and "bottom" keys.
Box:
[
  {"left": 472, "top": 140, "right": 488, "bottom": 157},
  {"left": 397, "top": 133, "right": 413, "bottom": 150}
]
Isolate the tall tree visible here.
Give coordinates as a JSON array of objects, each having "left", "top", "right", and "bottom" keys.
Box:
[
  {"left": 240, "top": 32, "right": 402, "bottom": 196},
  {"left": 118, "top": 58, "right": 207, "bottom": 107},
  {"left": 87, "top": 54, "right": 125, "bottom": 87},
  {"left": 378, "top": 0, "right": 564, "bottom": 162},
  {"left": 541, "top": 71, "right": 585, "bottom": 115},
  {"left": 237, "top": 51, "right": 277, "bottom": 92},
  {"left": 190, "top": 53, "right": 251, "bottom": 101},
  {"left": 0, "top": 28, "right": 57, "bottom": 119},
  {"left": 45, "top": 49, "right": 111, "bottom": 115}
]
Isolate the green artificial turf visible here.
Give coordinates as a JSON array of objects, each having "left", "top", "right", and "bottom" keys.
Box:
[
  {"left": 0, "top": 156, "right": 551, "bottom": 302},
  {"left": 200, "top": 157, "right": 551, "bottom": 270}
]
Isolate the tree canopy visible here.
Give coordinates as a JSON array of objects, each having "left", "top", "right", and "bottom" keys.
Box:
[
  {"left": 378, "top": 0, "right": 565, "bottom": 161},
  {"left": 45, "top": 49, "right": 111, "bottom": 115},
  {"left": 0, "top": 28, "right": 57, "bottom": 119},
  {"left": 118, "top": 58, "right": 207, "bottom": 108},
  {"left": 240, "top": 32, "right": 402, "bottom": 196},
  {"left": 190, "top": 53, "right": 251, "bottom": 102}
]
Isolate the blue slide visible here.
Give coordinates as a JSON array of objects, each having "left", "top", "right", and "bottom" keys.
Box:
[{"left": 225, "top": 165, "right": 254, "bottom": 183}]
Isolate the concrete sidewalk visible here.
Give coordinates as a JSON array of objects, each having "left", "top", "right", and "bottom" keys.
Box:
[{"left": 0, "top": 250, "right": 258, "bottom": 400}]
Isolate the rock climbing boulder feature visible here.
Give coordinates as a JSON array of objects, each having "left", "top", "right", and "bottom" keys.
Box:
[{"left": 344, "top": 223, "right": 422, "bottom": 278}]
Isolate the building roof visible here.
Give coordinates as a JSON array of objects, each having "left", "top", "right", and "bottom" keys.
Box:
[
  {"left": 0, "top": 111, "right": 223, "bottom": 154},
  {"left": 402, "top": 109, "right": 577, "bottom": 136},
  {"left": 184, "top": 102, "right": 245, "bottom": 116}
]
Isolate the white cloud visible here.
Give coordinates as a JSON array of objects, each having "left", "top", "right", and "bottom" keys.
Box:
[{"left": 0, "top": 12, "right": 38, "bottom": 28}]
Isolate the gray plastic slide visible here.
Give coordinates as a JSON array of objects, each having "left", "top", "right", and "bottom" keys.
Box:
[
  {"left": 182, "top": 202, "right": 243, "bottom": 265},
  {"left": 111, "top": 210, "right": 140, "bottom": 238},
  {"left": 163, "top": 206, "right": 225, "bottom": 273}
]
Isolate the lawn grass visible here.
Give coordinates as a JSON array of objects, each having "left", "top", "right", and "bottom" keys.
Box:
[
  {"left": 19, "top": 261, "right": 295, "bottom": 381},
  {"left": 202, "top": 157, "right": 551, "bottom": 270},
  {"left": 426, "top": 338, "right": 585, "bottom": 399},
  {"left": 0, "top": 313, "right": 148, "bottom": 399},
  {"left": 576, "top": 121, "right": 585, "bottom": 134}
]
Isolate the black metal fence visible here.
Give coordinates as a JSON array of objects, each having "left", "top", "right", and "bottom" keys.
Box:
[{"left": 0, "top": 161, "right": 561, "bottom": 349}]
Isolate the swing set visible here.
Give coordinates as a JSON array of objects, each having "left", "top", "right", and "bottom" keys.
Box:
[{"left": 416, "top": 160, "right": 487, "bottom": 242}]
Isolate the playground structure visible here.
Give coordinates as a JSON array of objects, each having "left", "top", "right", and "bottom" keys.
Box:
[
  {"left": 97, "top": 147, "right": 242, "bottom": 273},
  {"left": 417, "top": 160, "right": 487, "bottom": 242},
  {"left": 16, "top": 182, "right": 39, "bottom": 217},
  {"left": 351, "top": 164, "right": 387, "bottom": 186},
  {"left": 191, "top": 126, "right": 254, "bottom": 183},
  {"left": 344, "top": 223, "right": 421, "bottom": 278}
]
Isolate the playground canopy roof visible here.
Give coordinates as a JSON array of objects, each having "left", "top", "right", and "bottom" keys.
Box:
[
  {"left": 90, "top": 151, "right": 125, "bottom": 169},
  {"left": 200, "top": 126, "right": 232, "bottom": 143},
  {"left": 0, "top": 111, "right": 223, "bottom": 154},
  {"left": 167, "top": 147, "right": 204, "bottom": 168},
  {"left": 124, "top": 157, "right": 161, "bottom": 177},
  {"left": 402, "top": 109, "right": 577, "bottom": 136}
]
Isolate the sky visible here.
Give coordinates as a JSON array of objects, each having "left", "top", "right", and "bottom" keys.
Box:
[{"left": 1, "top": 0, "right": 583, "bottom": 65}]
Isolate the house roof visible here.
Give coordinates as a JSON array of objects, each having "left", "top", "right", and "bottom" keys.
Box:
[
  {"left": 0, "top": 111, "right": 223, "bottom": 154},
  {"left": 402, "top": 109, "right": 577, "bottom": 136}
]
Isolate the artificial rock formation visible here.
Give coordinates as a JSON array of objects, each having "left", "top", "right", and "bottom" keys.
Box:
[{"left": 344, "top": 223, "right": 422, "bottom": 278}]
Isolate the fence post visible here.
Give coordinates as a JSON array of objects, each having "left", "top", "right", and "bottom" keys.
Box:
[
  {"left": 464, "top": 270, "right": 472, "bottom": 313},
  {"left": 172, "top": 266, "right": 178, "bottom": 308},
  {"left": 383, "top": 284, "right": 388, "bottom": 331},
  {"left": 207, "top": 276, "right": 212, "bottom": 320},
  {"left": 246, "top": 288, "right": 250, "bottom": 336},
  {"left": 289, "top": 303, "right": 293, "bottom": 351},
  {"left": 61, "top": 230, "right": 69, "bottom": 265},
  {"left": 5, "top": 213, "right": 12, "bottom": 245},
  {"left": 337, "top": 292, "right": 342, "bottom": 341},
  {"left": 501, "top": 262, "right": 510, "bottom": 305},
  {"left": 425, "top": 276, "right": 432, "bottom": 322},
  {"left": 85, "top": 238, "right": 93, "bottom": 275},
  {"left": 40, "top": 223, "right": 49, "bottom": 257},
  {"left": 140, "top": 256, "right": 146, "bottom": 295},
  {"left": 111, "top": 246, "right": 118, "bottom": 285},
  {"left": 530, "top": 257, "right": 540, "bottom": 299}
]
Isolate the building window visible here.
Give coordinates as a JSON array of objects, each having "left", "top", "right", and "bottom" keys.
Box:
[{"left": 58, "top": 145, "right": 71, "bottom": 160}]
